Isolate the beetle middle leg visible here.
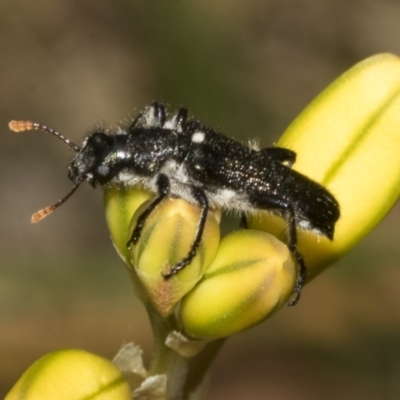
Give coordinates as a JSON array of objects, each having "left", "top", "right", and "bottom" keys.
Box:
[
  {"left": 163, "top": 185, "right": 209, "bottom": 278},
  {"left": 129, "top": 102, "right": 166, "bottom": 129}
]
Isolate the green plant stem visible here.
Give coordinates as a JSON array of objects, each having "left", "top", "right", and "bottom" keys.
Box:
[
  {"left": 147, "top": 304, "right": 188, "bottom": 399},
  {"left": 183, "top": 339, "right": 226, "bottom": 399},
  {"left": 145, "top": 303, "right": 226, "bottom": 400}
]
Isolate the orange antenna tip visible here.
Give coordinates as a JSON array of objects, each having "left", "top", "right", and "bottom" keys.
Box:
[
  {"left": 9, "top": 120, "right": 34, "bottom": 133},
  {"left": 31, "top": 207, "right": 54, "bottom": 223},
  {"left": 30, "top": 183, "right": 82, "bottom": 224}
]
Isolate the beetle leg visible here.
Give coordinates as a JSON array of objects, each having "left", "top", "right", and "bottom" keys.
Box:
[
  {"left": 163, "top": 185, "right": 209, "bottom": 278},
  {"left": 285, "top": 206, "right": 307, "bottom": 307},
  {"left": 240, "top": 213, "right": 248, "bottom": 229},
  {"left": 174, "top": 108, "right": 188, "bottom": 131},
  {"left": 129, "top": 102, "right": 166, "bottom": 129},
  {"left": 126, "top": 173, "right": 170, "bottom": 248},
  {"left": 152, "top": 102, "right": 166, "bottom": 127},
  {"left": 259, "top": 147, "right": 297, "bottom": 167}
]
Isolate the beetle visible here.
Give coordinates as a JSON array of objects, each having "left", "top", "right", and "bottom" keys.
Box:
[{"left": 9, "top": 102, "right": 340, "bottom": 306}]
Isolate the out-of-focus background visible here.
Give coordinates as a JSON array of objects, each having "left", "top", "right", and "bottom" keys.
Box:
[{"left": 2, "top": 1, "right": 400, "bottom": 398}]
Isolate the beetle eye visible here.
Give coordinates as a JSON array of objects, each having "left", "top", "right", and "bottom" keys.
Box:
[{"left": 97, "top": 165, "right": 110, "bottom": 176}]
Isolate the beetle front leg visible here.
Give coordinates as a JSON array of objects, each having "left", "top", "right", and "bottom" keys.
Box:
[{"left": 126, "top": 173, "right": 170, "bottom": 248}]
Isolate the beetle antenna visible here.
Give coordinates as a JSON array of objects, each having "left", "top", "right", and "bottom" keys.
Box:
[
  {"left": 31, "top": 182, "right": 82, "bottom": 223},
  {"left": 9, "top": 120, "right": 81, "bottom": 152}
]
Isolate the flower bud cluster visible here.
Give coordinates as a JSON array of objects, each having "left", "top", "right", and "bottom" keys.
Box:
[{"left": 105, "top": 185, "right": 295, "bottom": 331}]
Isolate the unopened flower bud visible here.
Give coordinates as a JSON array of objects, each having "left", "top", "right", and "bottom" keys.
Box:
[
  {"left": 129, "top": 197, "right": 220, "bottom": 316},
  {"left": 5, "top": 349, "right": 131, "bottom": 400},
  {"left": 180, "top": 230, "right": 296, "bottom": 339},
  {"left": 104, "top": 185, "right": 153, "bottom": 264}
]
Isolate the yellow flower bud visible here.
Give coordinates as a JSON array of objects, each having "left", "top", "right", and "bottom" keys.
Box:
[
  {"left": 104, "top": 185, "right": 153, "bottom": 264},
  {"left": 105, "top": 185, "right": 221, "bottom": 316},
  {"left": 180, "top": 230, "right": 296, "bottom": 339},
  {"left": 5, "top": 349, "right": 131, "bottom": 400},
  {"left": 130, "top": 197, "right": 220, "bottom": 316},
  {"left": 249, "top": 53, "right": 400, "bottom": 279}
]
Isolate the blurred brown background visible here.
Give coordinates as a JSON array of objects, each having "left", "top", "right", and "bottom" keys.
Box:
[{"left": 2, "top": 1, "right": 400, "bottom": 399}]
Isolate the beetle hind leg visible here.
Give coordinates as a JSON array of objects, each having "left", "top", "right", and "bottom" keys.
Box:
[{"left": 285, "top": 207, "right": 307, "bottom": 307}]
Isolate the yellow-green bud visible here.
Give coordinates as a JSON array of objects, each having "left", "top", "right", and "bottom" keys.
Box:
[
  {"left": 129, "top": 197, "right": 220, "bottom": 316},
  {"left": 105, "top": 184, "right": 220, "bottom": 315},
  {"left": 104, "top": 185, "right": 153, "bottom": 264},
  {"left": 180, "top": 230, "right": 296, "bottom": 339},
  {"left": 5, "top": 349, "right": 131, "bottom": 400},
  {"left": 249, "top": 53, "right": 400, "bottom": 279}
]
